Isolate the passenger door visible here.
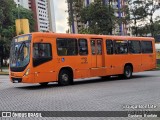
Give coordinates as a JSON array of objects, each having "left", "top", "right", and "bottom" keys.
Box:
[{"left": 90, "top": 39, "right": 104, "bottom": 76}]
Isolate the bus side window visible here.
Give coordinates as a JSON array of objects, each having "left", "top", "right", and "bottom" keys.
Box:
[
  {"left": 114, "top": 40, "right": 128, "bottom": 54},
  {"left": 129, "top": 40, "right": 141, "bottom": 54},
  {"left": 33, "top": 43, "right": 52, "bottom": 67},
  {"left": 141, "top": 41, "right": 153, "bottom": 53},
  {"left": 33, "top": 43, "right": 52, "bottom": 58},
  {"left": 78, "top": 39, "right": 88, "bottom": 55},
  {"left": 57, "top": 38, "right": 78, "bottom": 56},
  {"left": 91, "top": 40, "right": 96, "bottom": 55},
  {"left": 97, "top": 40, "right": 102, "bottom": 55},
  {"left": 106, "top": 40, "right": 113, "bottom": 54}
]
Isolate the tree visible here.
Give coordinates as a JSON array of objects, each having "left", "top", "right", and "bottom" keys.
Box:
[
  {"left": 145, "top": 0, "right": 160, "bottom": 37},
  {"left": 79, "top": 0, "right": 116, "bottom": 34},
  {"left": 128, "top": 0, "right": 160, "bottom": 36},
  {"left": 13, "top": 6, "right": 35, "bottom": 32},
  {"left": 67, "top": 0, "right": 84, "bottom": 33},
  {"left": 0, "top": 0, "right": 35, "bottom": 66},
  {"left": 128, "top": 0, "right": 148, "bottom": 36},
  {"left": 0, "top": 0, "right": 16, "bottom": 66},
  {"left": 154, "top": 18, "right": 160, "bottom": 35}
]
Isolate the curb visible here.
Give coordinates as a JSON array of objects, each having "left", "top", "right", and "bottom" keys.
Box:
[{"left": 0, "top": 72, "right": 9, "bottom": 75}]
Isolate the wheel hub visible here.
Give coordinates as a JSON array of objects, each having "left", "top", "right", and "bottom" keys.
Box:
[
  {"left": 62, "top": 74, "right": 69, "bottom": 82},
  {"left": 126, "top": 70, "right": 131, "bottom": 77}
]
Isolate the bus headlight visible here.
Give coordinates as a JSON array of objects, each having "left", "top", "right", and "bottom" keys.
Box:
[{"left": 24, "top": 68, "right": 30, "bottom": 76}]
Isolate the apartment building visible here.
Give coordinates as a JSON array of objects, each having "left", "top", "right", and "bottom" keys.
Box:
[
  {"left": 14, "top": 0, "right": 56, "bottom": 32},
  {"left": 107, "top": 0, "right": 129, "bottom": 35},
  {"left": 68, "top": 0, "right": 130, "bottom": 35}
]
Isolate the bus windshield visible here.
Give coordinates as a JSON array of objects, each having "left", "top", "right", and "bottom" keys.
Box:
[{"left": 10, "top": 35, "right": 32, "bottom": 69}]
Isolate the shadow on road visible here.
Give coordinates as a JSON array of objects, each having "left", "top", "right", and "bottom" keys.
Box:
[{"left": 15, "top": 74, "right": 155, "bottom": 90}]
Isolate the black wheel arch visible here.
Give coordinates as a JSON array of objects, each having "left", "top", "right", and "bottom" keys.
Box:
[
  {"left": 124, "top": 63, "right": 133, "bottom": 72},
  {"left": 58, "top": 67, "right": 74, "bottom": 83}
]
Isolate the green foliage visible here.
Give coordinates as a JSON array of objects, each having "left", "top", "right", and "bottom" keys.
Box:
[
  {"left": 128, "top": 0, "right": 148, "bottom": 36},
  {"left": 154, "top": 20, "right": 160, "bottom": 35},
  {"left": 0, "top": 0, "right": 35, "bottom": 66},
  {"left": 79, "top": 28, "right": 92, "bottom": 34},
  {"left": 67, "top": 0, "right": 84, "bottom": 31},
  {"left": 79, "top": 0, "right": 116, "bottom": 34},
  {"left": 0, "top": 0, "right": 16, "bottom": 28},
  {"left": 145, "top": 0, "right": 160, "bottom": 37},
  {"left": 128, "top": 0, "right": 160, "bottom": 36},
  {"left": 13, "top": 6, "right": 35, "bottom": 32}
]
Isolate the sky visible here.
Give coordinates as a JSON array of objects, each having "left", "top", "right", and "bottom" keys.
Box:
[
  {"left": 54, "top": 0, "right": 69, "bottom": 33},
  {"left": 53, "top": 0, "right": 160, "bottom": 33}
]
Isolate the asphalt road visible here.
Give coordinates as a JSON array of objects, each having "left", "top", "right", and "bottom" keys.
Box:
[{"left": 0, "top": 71, "right": 160, "bottom": 119}]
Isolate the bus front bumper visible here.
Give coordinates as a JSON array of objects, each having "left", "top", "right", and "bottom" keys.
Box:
[
  {"left": 10, "top": 74, "right": 34, "bottom": 83},
  {"left": 11, "top": 77, "right": 23, "bottom": 83}
]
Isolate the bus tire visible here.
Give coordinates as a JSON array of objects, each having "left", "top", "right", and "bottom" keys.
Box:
[
  {"left": 123, "top": 65, "right": 133, "bottom": 79},
  {"left": 58, "top": 69, "right": 72, "bottom": 86},
  {"left": 39, "top": 82, "right": 48, "bottom": 86}
]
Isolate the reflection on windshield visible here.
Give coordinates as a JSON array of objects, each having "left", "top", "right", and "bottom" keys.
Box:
[{"left": 10, "top": 36, "right": 31, "bottom": 68}]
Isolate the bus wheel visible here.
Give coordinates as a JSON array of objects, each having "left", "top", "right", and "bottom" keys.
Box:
[
  {"left": 123, "top": 65, "right": 133, "bottom": 79},
  {"left": 39, "top": 82, "right": 48, "bottom": 86},
  {"left": 58, "top": 69, "right": 72, "bottom": 86}
]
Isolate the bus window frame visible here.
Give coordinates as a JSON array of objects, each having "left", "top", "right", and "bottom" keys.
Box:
[
  {"left": 78, "top": 38, "right": 88, "bottom": 56},
  {"left": 56, "top": 38, "right": 78, "bottom": 56},
  {"left": 114, "top": 40, "right": 128, "bottom": 54},
  {"left": 33, "top": 43, "right": 52, "bottom": 67},
  {"left": 106, "top": 39, "right": 114, "bottom": 55},
  {"left": 141, "top": 40, "right": 153, "bottom": 54},
  {"left": 128, "top": 40, "right": 141, "bottom": 54}
]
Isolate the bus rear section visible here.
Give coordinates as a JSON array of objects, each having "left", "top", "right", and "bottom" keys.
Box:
[{"left": 107, "top": 37, "right": 156, "bottom": 74}]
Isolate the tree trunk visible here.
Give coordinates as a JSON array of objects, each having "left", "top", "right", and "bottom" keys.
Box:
[
  {"left": 109, "top": 0, "right": 112, "bottom": 35},
  {"left": 150, "top": 15, "right": 154, "bottom": 37},
  {"left": 134, "top": 19, "right": 138, "bottom": 36}
]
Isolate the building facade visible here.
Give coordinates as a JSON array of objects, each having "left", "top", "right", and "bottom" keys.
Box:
[
  {"left": 106, "top": 0, "right": 129, "bottom": 35},
  {"left": 68, "top": 0, "right": 130, "bottom": 35},
  {"left": 14, "top": 0, "right": 56, "bottom": 32}
]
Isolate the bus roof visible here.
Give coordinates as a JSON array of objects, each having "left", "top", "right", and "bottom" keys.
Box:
[{"left": 28, "top": 32, "right": 154, "bottom": 41}]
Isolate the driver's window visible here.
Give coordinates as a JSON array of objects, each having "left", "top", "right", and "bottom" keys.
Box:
[{"left": 33, "top": 43, "right": 52, "bottom": 58}]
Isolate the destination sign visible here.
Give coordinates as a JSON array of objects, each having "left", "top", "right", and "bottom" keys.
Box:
[{"left": 15, "top": 35, "right": 31, "bottom": 42}]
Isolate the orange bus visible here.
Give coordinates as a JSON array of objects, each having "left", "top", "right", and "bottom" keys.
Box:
[{"left": 9, "top": 32, "right": 156, "bottom": 86}]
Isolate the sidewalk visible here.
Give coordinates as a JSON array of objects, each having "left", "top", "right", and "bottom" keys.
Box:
[
  {"left": 0, "top": 68, "right": 9, "bottom": 75},
  {"left": 3, "top": 68, "right": 9, "bottom": 72}
]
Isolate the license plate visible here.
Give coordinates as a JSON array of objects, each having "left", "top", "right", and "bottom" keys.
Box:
[{"left": 13, "top": 80, "right": 19, "bottom": 83}]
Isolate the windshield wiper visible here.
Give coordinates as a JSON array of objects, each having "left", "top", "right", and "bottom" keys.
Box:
[
  {"left": 17, "top": 42, "right": 26, "bottom": 55},
  {"left": 17, "top": 42, "right": 27, "bottom": 61}
]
